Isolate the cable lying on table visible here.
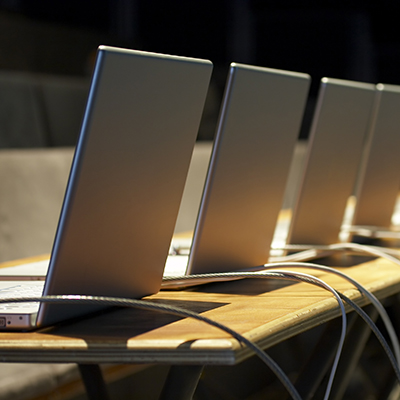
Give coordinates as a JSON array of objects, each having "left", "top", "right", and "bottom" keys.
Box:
[
  {"left": 271, "top": 242, "right": 400, "bottom": 264},
  {"left": 166, "top": 236, "right": 400, "bottom": 397},
  {"left": 2, "top": 266, "right": 400, "bottom": 399},
  {"left": 260, "top": 261, "right": 400, "bottom": 368},
  {"left": 346, "top": 225, "right": 400, "bottom": 240},
  {"left": 164, "top": 259, "right": 400, "bottom": 367},
  {"left": 269, "top": 240, "right": 400, "bottom": 367},
  {"left": 0, "top": 293, "right": 304, "bottom": 399},
  {"left": 163, "top": 268, "right": 400, "bottom": 397},
  {"left": 0, "top": 269, "right": 347, "bottom": 400}
]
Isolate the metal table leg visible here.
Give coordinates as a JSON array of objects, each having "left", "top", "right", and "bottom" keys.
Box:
[
  {"left": 78, "top": 364, "right": 111, "bottom": 400},
  {"left": 159, "top": 365, "right": 204, "bottom": 400}
]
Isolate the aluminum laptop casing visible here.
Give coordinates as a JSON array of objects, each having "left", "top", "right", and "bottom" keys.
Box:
[
  {"left": 352, "top": 83, "right": 400, "bottom": 229},
  {"left": 186, "top": 63, "right": 310, "bottom": 274},
  {"left": 25, "top": 46, "right": 212, "bottom": 328},
  {"left": 287, "top": 78, "right": 376, "bottom": 246}
]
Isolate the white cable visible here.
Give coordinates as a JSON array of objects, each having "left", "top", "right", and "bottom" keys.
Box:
[
  {"left": 272, "top": 241, "right": 400, "bottom": 367},
  {"left": 0, "top": 294, "right": 302, "bottom": 400},
  {"left": 338, "top": 292, "right": 400, "bottom": 383},
  {"left": 275, "top": 242, "right": 400, "bottom": 267},
  {"left": 269, "top": 242, "right": 400, "bottom": 368},
  {"left": 2, "top": 265, "right": 398, "bottom": 399},
  {"left": 260, "top": 261, "right": 400, "bottom": 368},
  {"left": 2, "top": 241, "right": 398, "bottom": 398},
  {"left": 0, "top": 270, "right": 347, "bottom": 400},
  {"left": 329, "top": 242, "right": 400, "bottom": 266},
  {"left": 270, "top": 248, "right": 334, "bottom": 263},
  {"left": 166, "top": 254, "right": 400, "bottom": 369},
  {"left": 262, "top": 270, "right": 347, "bottom": 400},
  {"left": 349, "top": 225, "right": 400, "bottom": 239},
  {"left": 165, "top": 269, "right": 400, "bottom": 379},
  {"left": 167, "top": 239, "right": 400, "bottom": 395},
  {"left": 164, "top": 269, "right": 347, "bottom": 400}
]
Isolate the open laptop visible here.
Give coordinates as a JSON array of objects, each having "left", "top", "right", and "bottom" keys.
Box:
[
  {"left": 0, "top": 45, "right": 213, "bottom": 329},
  {"left": 350, "top": 83, "right": 400, "bottom": 234},
  {"left": 283, "top": 78, "right": 376, "bottom": 246},
  {"left": 164, "top": 63, "right": 310, "bottom": 277}
]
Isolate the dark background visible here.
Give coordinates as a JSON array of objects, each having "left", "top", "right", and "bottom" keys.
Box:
[{"left": 1, "top": 0, "right": 399, "bottom": 140}]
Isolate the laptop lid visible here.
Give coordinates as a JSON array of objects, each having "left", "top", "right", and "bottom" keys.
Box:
[
  {"left": 286, "top": 78, "right": 376, "bottom": 246},
  {"left": 352, "top": 83, "right": 400, "bottom": 229},
  {"left": 185, "top": 63, "right": 310, "bottom": 274},
  {"left": 36, "top": 46, "right": 212, "bottom": 327}
]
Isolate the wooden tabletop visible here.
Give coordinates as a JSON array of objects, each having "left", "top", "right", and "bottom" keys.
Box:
[{"left": 0, "top": 255, "right": 399, "bottom": 366}]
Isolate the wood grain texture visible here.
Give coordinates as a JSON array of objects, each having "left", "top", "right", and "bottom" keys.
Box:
[{"left": 0, "top": 255, "right": 398, "bottom": 365}]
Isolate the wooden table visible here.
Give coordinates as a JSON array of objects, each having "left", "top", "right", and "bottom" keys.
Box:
[{"left": 0, "top": 255, "right": 400, "bottom": 399}]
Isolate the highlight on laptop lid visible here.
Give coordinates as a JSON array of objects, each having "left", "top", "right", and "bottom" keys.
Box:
[
  {"left": 285, "top": 78, "right": 376, "bottom": 246},
  {"left": 0, "top": 45, "right": 213, "bottom": 329},
  {"left": 165, "top": 63, "right": 310, "bottom": 276},
  {"left": 350, "top": 83, "right": 400, "bottom": 235}
]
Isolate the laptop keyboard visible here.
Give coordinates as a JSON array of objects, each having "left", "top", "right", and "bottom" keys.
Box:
[{"left": 0, "top": 283, "right": 44, "bottom": 310}]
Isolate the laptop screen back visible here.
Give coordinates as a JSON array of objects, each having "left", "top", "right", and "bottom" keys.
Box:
[
  {"left": 287, "top": 78, "right": 375, "bottom": 245},
  {"left": 352, "top": 83, "right": 400, "bottom": 228},
  {"left": 187, "top": 63, "right": 310, "bottom": 274},
  {"left": 37, "top": 46, "right": 213, "bottom": 326}
]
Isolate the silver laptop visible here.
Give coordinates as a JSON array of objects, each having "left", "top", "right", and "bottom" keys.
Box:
[
  {"left": 351, "top": 83, "right": 400, "bottom": 231},
  {"left": 165, "top": 63, "right": 310, "bottom": 276},
  {"left": 285, "top": 78, "right": 376, "bottom": 246},
  {"left": 0, "top": 45, "right": 212, "bottom": 329}
]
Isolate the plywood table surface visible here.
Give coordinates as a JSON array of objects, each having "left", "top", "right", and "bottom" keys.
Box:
[{"left": 0, "top": 256, "right": 399, "bottom": 366}]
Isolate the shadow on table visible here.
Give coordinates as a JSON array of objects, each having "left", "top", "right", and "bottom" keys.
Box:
[{"left": 43, "top": 298, "right": 228, "bottom": 341}]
